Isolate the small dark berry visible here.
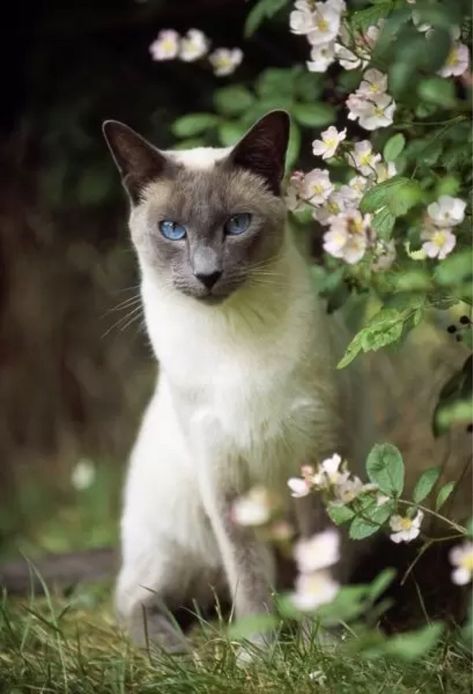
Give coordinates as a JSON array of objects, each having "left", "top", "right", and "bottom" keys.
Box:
[
  {"left": 460, "top": 315, "right": 471, "bottom": 325},
  {"left": 467, "top": 423, "right": 473, "bottom": 433},
  {"left": 455, "top": 334, "right": 463, "bottom": 342},
  {"left": 447, "top": 325, "right": 457, "bottom": 333}
]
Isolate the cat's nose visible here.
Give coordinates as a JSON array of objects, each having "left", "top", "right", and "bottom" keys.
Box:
[{"left": 194, "top": 270, "right": 222, "bottom": 290}]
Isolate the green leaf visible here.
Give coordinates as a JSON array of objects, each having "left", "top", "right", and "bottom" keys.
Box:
[
  {"left": 337, "top": 331, "right": 364, "bottom": 369},
  {"left": 366, "top": 443, "right": 404, "bottom": 496},
  {"left": 317, "top": 585, "right": 368, "bottom": 623},
  {"left": 351, "top": 2, "right": 393, "bottom": 32},
  {"left": 382, "top": 623, "right": 443, "bottom": 662},
  {"left": 349, "top": 505, "right": 391, "bottom": 540},
  {"left": 372, "top": 207, "right": 396, "bottom": 240},
  {"left": 213, "top": 86, "right": 255, "bottom": 116},
  {"left": 244, "top": 0, "right": 288, "bottom": 37},
  {"left": 327, "top": 504, "right": 355, "bottom": 525},
  {"left": 292, "top": 103, "right": 335, "bottom": 127},
  {"left": 286, "top": 122, "right": 301, "bottom": 169},
  {"left": 383, "top": 134, "right": 405, "bottom": 162},
  {"left": 418, "top": 77, "right": 456, "bottom": 107},
  {"left": 413, "top": 467, "right": 441, "bottom": 504},
  {"left": 435, "top": 481, "right": 455, "bottom": 511},
  {"left": 360, "top": 177, "right": 423, "bottom": 217},
  {"left": 172, "top": 113, "right": 218, "bottom": 138},
  {"left": 257, "top": 68, "right": 295, "bottom": 99},
  {"left": 217, "top": 121, "right": 248, "bottom": 147},
  {"left": 434, "top": 250, "right": 473, "bottom": 287},
  {"left": 367, "top": 569, "right": 396, "bottom": 603}
]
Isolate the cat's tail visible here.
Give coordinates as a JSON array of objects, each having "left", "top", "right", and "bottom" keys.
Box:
[{"left": 0, "top": 548, "right": 117, "bottom": 595}]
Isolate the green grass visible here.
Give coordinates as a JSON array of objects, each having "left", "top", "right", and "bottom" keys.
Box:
[{"left": 0, "top": 582, "right": 471, "bottom": 694}]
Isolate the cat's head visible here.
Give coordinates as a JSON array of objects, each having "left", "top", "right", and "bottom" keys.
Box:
[{"left": 103, "top": 111, "right": 290, "bottom": 303}]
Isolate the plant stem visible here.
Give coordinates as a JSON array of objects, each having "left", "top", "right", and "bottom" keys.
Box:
[{"left": 398, "top": 499, "right": 467, "bottom": 534}]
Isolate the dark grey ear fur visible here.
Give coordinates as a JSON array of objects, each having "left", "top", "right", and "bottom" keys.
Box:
[
  {"left": 102, "top": 120, "right": 167, "bottom": 203},
  {"left": 229, "top": 110, "right": 290, "bottom": 197}
]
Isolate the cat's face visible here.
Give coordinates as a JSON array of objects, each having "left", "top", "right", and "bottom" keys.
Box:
[{"left": 103, "top": 112, "right": 290, "bottom": 302}]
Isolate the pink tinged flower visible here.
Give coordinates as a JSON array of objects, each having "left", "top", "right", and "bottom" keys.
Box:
[
  {"left": 294, "top": 529, "right": 340, "bottom": 573},
  {"left": 421, "top": 228, "right": 456, "bottom": 260},
  {"left": 357, "top": 68, "right": 388, "bottom": 98},
  {"left": 307, "top": 3, "right": 341, "bottom": 46},
  {"left": 307, "top": 41, "right": 336, "bottom": 73},
  {"left": 449, "top": 541, "right": 473, "bottom": 585},
  {"left": 232, "top": 486, "right": 272, "bottom": 526},
  {"left": 363, "top": 22, "right": 382, "bottom": 49},
  {"left": 285, "top": 170, "right": 305, "bottom": 211},
  {"left": 427, "top": 195, "right": 466, "bottom": 227},
  {"left": 312, "top": 126, "right": 347, "bottom": 160},
  {"left": 209, "top": 48, "right": 243, "bottom": 76},
  {"left": 438, "top": 42, "right": 470, "bottom": 77},
  {"left": 347, "top": 175, "right": 369, "bottom": 199},
  {"left": 389, "top": 510, "right": 423, "bottom": 544},
  {"left": 288, "top": 476, "right": 312, "bottom": 498},
  {"left": 348, "top": 140, "right": 381, "bottom": 176},
  {"left": 291, "top": 570, "right": 340, "bottom": 611},
  {"left": 179, "top": 28, "right": 209, "bottom": 62},
  {"left": 312, "top": 189, "right": 354, "bottom": 226},
  {"left": 150, "top": 29, "right": 180, "bottom": 61},
  {"left": 302, "top": 168, "right": 334, "bottom": 205}
]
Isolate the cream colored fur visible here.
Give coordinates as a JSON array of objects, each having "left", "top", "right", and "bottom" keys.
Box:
[{"left": 116, "top": 146, "right": 370, "bottom": 649}]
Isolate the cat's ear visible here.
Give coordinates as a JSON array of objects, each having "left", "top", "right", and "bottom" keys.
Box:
[
  {"left": 102, "top": 120, "right": 167, "bottom": 203},
  {"left": 228, "top": 110, "right": 290, "bottom": 196}
]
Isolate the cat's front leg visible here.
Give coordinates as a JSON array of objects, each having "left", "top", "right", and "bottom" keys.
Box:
[{"left": 199, "top": 472, "right": 275, "bottom": 625}]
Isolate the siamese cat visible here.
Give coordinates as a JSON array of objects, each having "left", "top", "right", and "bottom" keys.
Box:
[{"left": 103, "top": 111, "right": 369, "bottom": 652}]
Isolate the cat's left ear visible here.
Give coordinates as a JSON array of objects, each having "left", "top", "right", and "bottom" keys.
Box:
[
  {"left": 102, "top": 120, "right": 167, "bottom": 203},
  {"left": 228, "top": 110, "right": 290, "bottom": 196}
]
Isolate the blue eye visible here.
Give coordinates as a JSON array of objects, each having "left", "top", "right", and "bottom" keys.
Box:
[
  {"left": 224, "top": 213, "right": 252, "bottom": 236},
  {"left": 159, "top": 220, "right": 187, "bottom": 241}
]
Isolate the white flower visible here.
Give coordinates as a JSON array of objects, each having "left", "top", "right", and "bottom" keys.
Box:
[
  {"left": 307, "top": 41, "right": 336, "bottom": 72},
  {"left": 313, "top": 453, "right": 347, "bottom": 487},
  {"left": 291, "top": 570, "right": 340, "bottom": 611},
  {"left": 335, "top": 42, "right": 363, "bottom": 70},
  {"left": 427, "top": 195, "right": 466, "bottom": 227},
  {"left": 307, "top": 3, "right": 341, "bottom": 46},
  {"left": 289, "top": 3, "right": 315, "bottom": 35},
  {"left": 323, "top": 210, "right": 371, "bottom": 264},
  {"left": 357, "top": 68, "right": 388, "bottom": 98},
  {"left": 285, "top": 170, "right": 305, "bottom": 211},
  {"left": 348, "top": 175, "right": 369, "bottom": 200},
  {"left": 348, "top": 140, "right": 381, "bottom": 176},
  {"left": 326, "top": 0, "right": 346, "bottom": 12},
  {"left": 209, "top": 48, "right": 243, "bottom": 76},
  {"left": 372, "top": 239, "right": 396, "bottom": 272},
  {"left": 288, "top": 476, "right": 312, "bottom": 498},
  {"left": 421, "top": 225, "right": 456, "bottom": 260},
  {"left": 232, "top": 486, "right": 272, "bottom": 526},
  {"left": 374, "top": 160, "right": 397, "bottom": 183},
  {"left": 294, "top": 528, "right": 340, "bottom": 573},
  {"left": 312, "top": 126, "right": 347, "bottom": 160},
  {"left": 389, "top": 510, "right": 423, "bottom": 543},
  {"left": 308, "top": 670, "right": 326, "bottom": 684},
  {"left": 179, "top": 29, "right": 209, "bottom": 62},
  {"left": 301, "top": 168, "right": 334, "bottom": 205},
  {"left": 71, "top": 458, "right": 96, "bottom": 491},
  {"left": 449, "top": 541, "right": 473, "bottom": 585},
  {"left": 312, "top": 189, "right": 354, "bottom": 225},
  {"left": 149, "top": 29, "right": 180, "bottom": 61},
  {"left": 438, "top": 42, "right": 470, "bottom": 77},
  {"left": 376, "top": 493, "right": 390, "bottom": 507},
  {"left": 332, "top": 476, "right": 364, "bottom": 505},
  {"left": 357, "top": 94, "right": 396, "bottom": 130}
]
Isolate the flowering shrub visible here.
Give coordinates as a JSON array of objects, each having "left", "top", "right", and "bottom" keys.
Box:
[{"left": 151, "top": 0, "right": 472, "bottom": 661}]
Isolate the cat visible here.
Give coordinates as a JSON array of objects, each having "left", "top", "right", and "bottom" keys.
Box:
[{"left": 103, "top": 111, "right": 370, "bottom": 652}]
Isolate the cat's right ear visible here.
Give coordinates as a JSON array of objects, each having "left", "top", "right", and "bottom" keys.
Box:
[{"left": 102, "top": 121, "right": 167, "bottom": 203}]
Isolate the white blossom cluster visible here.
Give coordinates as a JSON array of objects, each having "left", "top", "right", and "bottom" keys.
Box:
[
  {"left": 421, "top": 195, "right": 466, "bottom": 260},
  {"left": 149, "top": 29, "right": 242, "bottom": 76},
  {"left": 286, "top": 135, "right": 397, "bottom": 266}
]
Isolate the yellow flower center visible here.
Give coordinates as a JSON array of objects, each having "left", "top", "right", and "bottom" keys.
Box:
[
  {"left": 399, "top": 517, "right": 413, "bottom": 530},
  {"left": 316, "top": 17, "right": 329, "bottom": 32},
  {"left": 447, "top": 48, "right": 459, "bottom": 66},
  {"left": 325, "top": 137, "right": 337, "bottom": 149},
  {"left": 348, "top": 217, "right": 364, "bottom": 235},
  {"left": 432, "top": 231, "right": 446, "bottom": 247},
  {"left": 460, "top": 553, "right": 473, "bottom": 571}
]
